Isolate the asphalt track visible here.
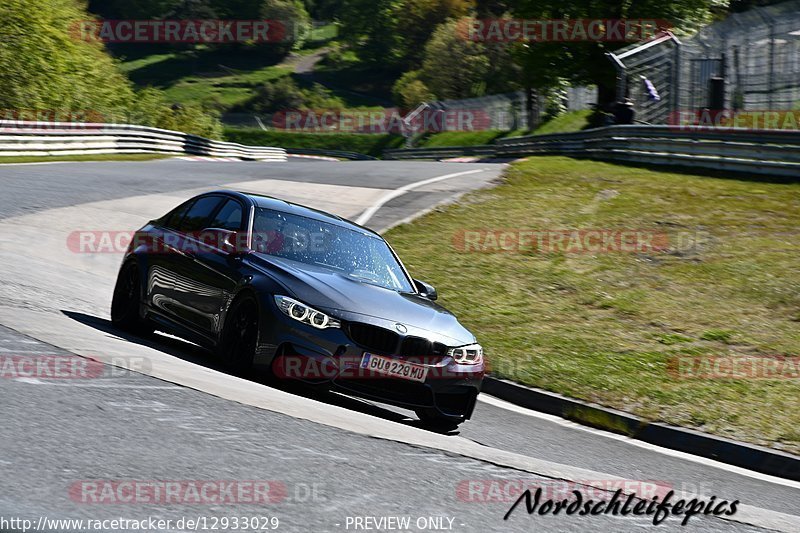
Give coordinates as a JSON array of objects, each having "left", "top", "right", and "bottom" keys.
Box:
[{"left": 0, "top": 157, "right": 797, "bottom": 532}]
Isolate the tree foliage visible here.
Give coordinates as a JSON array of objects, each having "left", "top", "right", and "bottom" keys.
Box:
[
  {"left": 0, "top": 0, "right": 222, "bottom": 137},
  {"left": 338, "top": 0, "right": 474, "bottom": 68},
  {"left": 0, "top": 0, "right": 134, "bottom": 114},
  {"left": 392, "top": 71, "right": 435, "bottom": 108},
  {"left": 419, "top": 19, "right": 519, "bottom": 100}
]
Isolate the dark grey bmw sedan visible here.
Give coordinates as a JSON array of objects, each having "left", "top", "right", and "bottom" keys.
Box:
[{"left": 111, "top": 190, "right": 484, "bottom": 426}]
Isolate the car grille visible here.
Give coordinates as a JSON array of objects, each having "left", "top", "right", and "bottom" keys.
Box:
[
  {"left": 345, "top": 322, "right": 399, "bottom": 354},
  {"left": 400, "top": 336, "right": 447, "bottom": 358},
  {"left": 345, "top": 324, "right": 448, "bottom": 362}
]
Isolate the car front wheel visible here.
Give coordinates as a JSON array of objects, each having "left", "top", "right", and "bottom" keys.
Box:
[{"left": 219, "top": 295, "right": 260, "bottom": 375}]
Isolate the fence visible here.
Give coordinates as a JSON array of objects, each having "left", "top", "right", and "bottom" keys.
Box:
[
  {"left": 220, "top": 87, "right": 598, "bottom": 132},
  {"left": 0, "top": 121, "right": 287, "bottom": 161},
  {"left": 384, "top": 125, "right": 800, "bottom": 178},
  {"left": 610, "top": 1, "right": 800, "bottom": 124},
  {"left": 435, "top": 88, "right": 597, "bottom": 130}
]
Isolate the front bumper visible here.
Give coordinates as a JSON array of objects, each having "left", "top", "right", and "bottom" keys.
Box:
[{"left": 254, "top": 300, "right": 484, "bottom": 419}]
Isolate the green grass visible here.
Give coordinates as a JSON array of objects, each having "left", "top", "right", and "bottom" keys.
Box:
[
  {"left": 118, "top": 37, "right": 385, "bottom": 111},
  {"left": 223, "top": 128, "right": 404, "bottom": 157},
  {"left": 418, "top": 130, "right": 509, "bottom": 147},
  {"left": 119, "top": 47, "right": 293, "bottom": 109},
  {"left": 162, "top": 65, "right": 293, "bottom": 108},
  {"left": 314, "top": 48, "right": 397, "bottom": 105},
  {"left": 0, "top": 154, "right": 171, "bottom": 164},
  {"left": 118, "top": 52, "right": 177, "bottom": 74},
  {"left": 532, "top": 109, "right": 592, "bottom": 135},
  {"left": 418, "top": 110, "right": 593, "bottom": 148},
  {"left": 307, "top": 23, "right": 338, "bottom": 44},
  {"left": 384, "top": 157, "right": 800, "bottom": 453}
]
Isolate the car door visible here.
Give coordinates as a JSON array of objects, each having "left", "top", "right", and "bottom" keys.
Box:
[
  {"left": 147, "top": 195, "right": 226, "bottom": 336},
  {"left": 182, "top": 197, "right": 249, "bottom": 338},
  {"left": 144, "top": 197, "right": 197, "bottom": 322}
]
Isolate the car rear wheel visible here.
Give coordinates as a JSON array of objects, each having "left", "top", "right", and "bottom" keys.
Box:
[
  {"left": 220, "top": 295, "right": 260, "bottom": 374},
  {"left": 415, "top": 408, "right": 464, "bottom": 429},
  {"left": 111, "top": 261, "right": 153, "bottom": 335}
]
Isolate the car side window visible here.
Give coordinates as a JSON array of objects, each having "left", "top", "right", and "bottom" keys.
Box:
[
  {"left": 178, "top": 196, "right": 224, "bottom": 233},
  {"left": 162, "top": 200, "right": 194, "bottom": 230},
  {"left": 208, "top": 199, "right": 244, "bottom": 231}
]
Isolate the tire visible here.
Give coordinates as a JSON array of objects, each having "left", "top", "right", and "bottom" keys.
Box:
[
  {"left": 415, "top": 408, "right": 464, "bottom": 430},
  {"left": 219, "top": 295, "right": 260, "bottom": 374},
  {"left": 111, "top": 261, "right": 153, "bottom": 335}
]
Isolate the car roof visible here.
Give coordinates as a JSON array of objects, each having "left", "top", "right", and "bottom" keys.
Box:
[{"left": 208, "top": 189, "right": 381, "bottom": 237}]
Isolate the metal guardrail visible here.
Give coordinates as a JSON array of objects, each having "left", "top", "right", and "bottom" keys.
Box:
[
  {"left": 0, "top": 121, "right": 287, "bottom": 161},
  {"left": 285, "top": 148, "right": 377, "bottom": 161},
  {"left": 384, "top": 125, "right": 800, "bottom": 177}
]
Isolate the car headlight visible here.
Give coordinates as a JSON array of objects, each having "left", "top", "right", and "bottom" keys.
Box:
[
  {"left": 274, "top": 295, "right": 341, "bottom": 329},
  {"left": 448, "top": 343, "right": 483, "bottom": 365}
]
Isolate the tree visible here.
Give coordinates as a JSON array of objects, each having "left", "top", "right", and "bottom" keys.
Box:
[
  {"left": 261, "top": 0, "right": 310, "bottom": 50},
  {"left": 418, "top": 18, "right": 516, "bottom": 100},
  {"left": 165, "top": 0, "right": 219, "bottom": 18},
  {"left": 392, "top": 71, "right": 435, "bottom": 108},
  {"left": 306, "top": 0, "right": 345, "bottom": 20},
  {"left": 419, "top": 19, "right": 491, "bottom": 99},
  {"left": 0, "top": 0, "right": 135, "bottom": 115},
  {"left": 212, "top": 0, "right": 264, "bottom": 18},
  {"left": 338, "top": 0, "right": 475, "bottom": 68},
  {"left": 87, "top": 0, "right": 183, "bottom": 19},
  {"left": 401, "top": 0, "right": 474, "bottom": 65},
  {"left": 0, "top": 0, "right": 221, "bottom": 137},
  {"left": 338, "top": 0, "right": 406, "bottom": 66}
]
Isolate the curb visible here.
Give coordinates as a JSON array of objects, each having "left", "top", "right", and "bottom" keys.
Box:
[{"left": 482, "top": 376, "right": 800, "bottom": 481}]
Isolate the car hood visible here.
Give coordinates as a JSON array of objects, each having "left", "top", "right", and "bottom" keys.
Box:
[{"left": 248, "top": 253, "right": 475, "bottom": 344}]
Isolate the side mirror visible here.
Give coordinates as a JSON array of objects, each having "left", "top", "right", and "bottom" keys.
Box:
[
  {"left": 413, "top": 279, "right": 438, "bottom": 301},
  {"left": 199, "top": 228, "right": 246, "bottom": 255}
]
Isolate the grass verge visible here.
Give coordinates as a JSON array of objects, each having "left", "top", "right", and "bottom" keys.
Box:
[
  {"left": 384, "top": 156, "right": 800, "bottom": 453},
  {"left": 224, "top": 128, "right": 404, "bottom": 157},
  {"left": 417, "top": 110, "right": 593, "bottom": 148},
  {"left": 531, "top": 109, "right": 592, "bottom": 135},
  {"left": 118, "top": 46, "right": 293, "bottom": 109}
]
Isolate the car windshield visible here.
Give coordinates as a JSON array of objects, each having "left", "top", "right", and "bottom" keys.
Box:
[{"left": 252, "top": 208, "right": 414, "bottom": 293}]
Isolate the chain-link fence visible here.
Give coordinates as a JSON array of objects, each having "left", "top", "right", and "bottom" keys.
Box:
[
  {"left": 608, "top": 33, "right": 680, "bottom": 124},
  {"left": 438, "top": 86, "right": 596, "bottom": 130},
  {"left": 439, "top": 92, "right": 527, "bottom": 131},
  {"left": 609, "top": 0, "right": 800, "bottom": 124},
  {"left": 222, "top": 87, "right": 597, "bottom": 133}
]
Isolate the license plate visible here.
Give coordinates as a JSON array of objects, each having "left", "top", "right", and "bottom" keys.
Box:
[{"left": 360, "top": 353, "right": 429, "bottom": 382}]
